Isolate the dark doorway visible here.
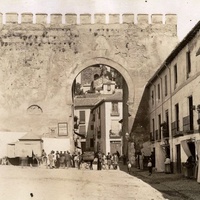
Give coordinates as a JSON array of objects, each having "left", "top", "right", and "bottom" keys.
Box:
[
  {"left": 176, "top": 144, "right": 181, "bottom": 173},
  {"left": 188, "top": 142, "right": 195, "bottom": 161},
  {"left": 110, "top": 141, "right": 121, "bottom": 155},
  {"left": 188, "top": 96, "right": 194, "bottom": 131},
  {"left": 81, "top": 142, "right": 86, "bottom": 153}
]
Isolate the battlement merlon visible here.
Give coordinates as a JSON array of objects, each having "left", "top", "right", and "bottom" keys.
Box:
[
  {"left": 94, "top": 14, "right": 106, "bottom": 24},
  {"left": 137, "top": 14, "right": 149, "bottom": 24},
  {"left": 65, "top": 14, "right": 77, "bottom": 25},
  {"left": 80, "top": 14, "right": 91, "bottom": 24},
  {"left": 2, "top": 13, "right": 177, "bottom": 25},
  {"left": 109, "top": 14, "right": 120, "bottom": 24},
  {"left": 36, "top": 13, "right": 48, "bottom": 24},
  {"left": 165, "top": 14, "right": 177, "bottom": 24},
  {"left": 6, "top": 13, "right": 18, "bottom": 24},
  {"left": 50, "top": 14, "right": 62, "bottom": 24},
  {"left": 122, "top": 14, "right": 134, "bottom": 24},
  {"left": 21, "top": 13, "right": 33, "bottom": 23},
  {"left": 151, "top": 14, "right": 163, "bottom": 24}
]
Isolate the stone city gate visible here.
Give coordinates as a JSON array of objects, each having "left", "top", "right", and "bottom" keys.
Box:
[{"left": 0, "top": 12, "right": 178, "bottom": 152}]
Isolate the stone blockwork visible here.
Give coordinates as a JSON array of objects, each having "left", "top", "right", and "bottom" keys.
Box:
[{"left": 0, "top": 13, "right": 178, "bottom": 151}]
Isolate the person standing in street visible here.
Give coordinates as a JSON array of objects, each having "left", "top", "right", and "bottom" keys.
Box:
[
  {"left": 48, "top": 150, "right": 54, "bottom": 169},
  {"left": 41, "top": 149, "right": 47, "bottom": 166},
  {"left": 97, "top": 150, "right": 102, "bottom": 170},
  {"left": 77, "top": 152, "right": 82, "bottom": 170},
  {"left": 65, "top": 151, "right": 71, "bottom": 168},
  {"left": 106, "top": 152, "right": 112, "bottom": 169},
  {"left": 113, "top": 153, "right": 119, "bottom": 170},
  {"left": 147, "top": 158, "right": 153, "bottom": 176},
  {"left": 127, "top": 160, "right": 132, "bottom": 174}
]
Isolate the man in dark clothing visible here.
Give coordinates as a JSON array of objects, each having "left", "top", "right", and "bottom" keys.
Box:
[
  {"left": 97, "top": 151, "right": 102, "bottom": 170},
  {"left": 106, "top": 152, "right": 112, "bottom": 169},
  {"left": 77, "top": 152, "right": 82, "bottom": 169},
  {"left": 55, "top": 151, "right": 60, "bottom": 168},
  {"left": 65, "top": 151, "right": 71, "bottom": 168}
]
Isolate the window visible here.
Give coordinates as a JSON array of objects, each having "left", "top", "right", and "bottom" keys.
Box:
[
  {"left": 175, "top": 103, "right": 179, "bottom": 131},
  {"left": 92, "top": 113, "right": 95, "bottom": 121},
  {"left": 151, "top": 90, "right": 154, "bottom": 105},
  {"left": 164, "top": 75, "right": 168, "bottom": 96},
  {"left": 188, "top": 96, "right": 194, "bottom": 131},
  {"left": 79, "top": 125, "right": 86, "bottom": 135},
  {"left": 174, "top": 64, "right": 178, "bottom": 88},
  {"left": 157, "top": 84, "right": 160, "bottom": 100},
  {"left": 111, "top": 102, "right": 119, "bottom": 116},
  {"left": 186, "top": 51, "right": 191, "bottom": 78},
  {"left": 79, "top": 111, "right": 85, "bottom": 124},
  {"left": 91, "top": 125, "right": 94, "bottom": 130},
  {"left": 152, "top": 118, "right": 155, "bottom": 140},
  {"left": 163, "top": 110, "right": 169, "bottom": 138},
  {"left": 98, "top": 107, "right": 101, "bottom": 119},
  {"left": 158, "top": 114, "right": 161, "bottom": 140},
  {"left": 90, "top": 138, "right": 94, "bottom": 148},
  {"left": 110, "top": 120, "right": 120, "bottom": 137},
  {"left": 107, "top": 85, "right": 111, "bottom": 91}
]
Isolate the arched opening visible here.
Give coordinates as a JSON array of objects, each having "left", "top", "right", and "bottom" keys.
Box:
[{"left": 70, "top": 57, "right": 134, "bottom": 161}]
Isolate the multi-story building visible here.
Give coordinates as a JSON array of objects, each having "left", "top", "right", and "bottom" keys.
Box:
[
  {"left": 74, "top": 95, "right": 100, "bottom": 152},
  {"left": 91, "top": 89, "right": 123, "bottom": 155},
  {"left": 74, "top": 73, "right": 123, "bottom": 154},
  {"left": 146, "top": 21, "right": 200, "bottom": 174}
]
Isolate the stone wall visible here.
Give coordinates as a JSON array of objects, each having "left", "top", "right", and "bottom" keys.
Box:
[{"left": 0, "top": 12, "right": 178, "bottom": 151}]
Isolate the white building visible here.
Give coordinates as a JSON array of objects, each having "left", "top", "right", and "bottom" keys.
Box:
[
  {"left": 91, "top": 89, "right": 123, "bottom": 155},
  {"left": 74, "top": 95, "right": 100, "bottom": 152},
  {"left": 74, "top": 73, "right": 123, "bottom": 155},
  {"left": 146, "top": 21, "right": 200, "bottom": 179}
]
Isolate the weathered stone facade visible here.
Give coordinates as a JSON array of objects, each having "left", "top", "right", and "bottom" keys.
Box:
[{"left": 0, "top": 12, "right": 178, "bottom": 151}]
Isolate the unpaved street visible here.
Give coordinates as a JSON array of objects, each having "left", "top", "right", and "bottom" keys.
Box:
[{"left": 0, "top": 165, "right": 166, "bottom": 200}]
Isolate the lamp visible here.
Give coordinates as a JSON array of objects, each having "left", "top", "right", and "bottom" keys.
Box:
[{"left": 125, "top": 132, "right": 129, "bottom": 140}]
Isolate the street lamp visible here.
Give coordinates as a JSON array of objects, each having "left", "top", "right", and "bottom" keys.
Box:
[{"left": 125, "top": 132, "right": 129, "bottom": 141}]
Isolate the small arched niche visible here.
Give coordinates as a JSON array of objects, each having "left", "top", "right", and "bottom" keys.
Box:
[{"left": 27, "top": 105, "right": 43, "bottom": 115}]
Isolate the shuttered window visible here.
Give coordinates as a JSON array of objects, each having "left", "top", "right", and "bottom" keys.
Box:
[{"left": 79, "top": 111, "right": 85, "bottom": 124}]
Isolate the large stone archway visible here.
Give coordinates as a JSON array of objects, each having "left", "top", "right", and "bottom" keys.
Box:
[{"left": 67, "top": 54, "right": 135, "bottom": 152}]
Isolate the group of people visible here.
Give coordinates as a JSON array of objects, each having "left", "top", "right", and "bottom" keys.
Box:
[
  {"left": 96, "top": 151, "right": 120, "bottom": 170},
  {"left": 40, "top": 149, "right": 121, "bottom": 170},
  {"left": 43, "top": 150, "right": 82, "bottom": 169}
]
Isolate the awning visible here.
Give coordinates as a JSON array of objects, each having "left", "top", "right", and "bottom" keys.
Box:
[
  {"left": 181, "top": 140, "right": 192, "bottom": 157},
  {"left": 74, "top": 131, "right": 85, "bottom": 139}
]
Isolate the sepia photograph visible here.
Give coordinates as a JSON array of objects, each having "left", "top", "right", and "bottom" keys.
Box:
[{"left": 0, "top": 0, "right": 200, "bottom": 199}]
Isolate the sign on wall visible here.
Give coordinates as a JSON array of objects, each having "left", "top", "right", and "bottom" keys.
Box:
[{"left": 58, "top": 123, "right": 68, "bottom": 136}]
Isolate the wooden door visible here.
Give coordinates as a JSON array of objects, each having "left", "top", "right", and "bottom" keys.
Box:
[{"left": 110, "top": 141, "right": 121, "bottom": 155}]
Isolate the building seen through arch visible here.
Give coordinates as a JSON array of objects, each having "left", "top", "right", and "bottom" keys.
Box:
[{"left": 73, "top": 65, "right": 123, "bottom": 155}]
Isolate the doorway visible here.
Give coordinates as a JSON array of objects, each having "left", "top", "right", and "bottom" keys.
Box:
[
  {"left": 110, "top": 141, "right": 122, "bottom": 155},
  {"left": 176, "top": 144, "right": 181, "bottom": 173}
]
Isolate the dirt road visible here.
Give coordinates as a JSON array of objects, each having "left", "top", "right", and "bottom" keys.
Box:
[{"left": 0, "top": 165, "right": 166, "bottom": 200}]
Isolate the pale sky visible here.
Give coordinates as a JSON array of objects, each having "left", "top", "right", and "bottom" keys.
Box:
[{"left": 0, "top": 0, "right": 200, "bottom": 40}]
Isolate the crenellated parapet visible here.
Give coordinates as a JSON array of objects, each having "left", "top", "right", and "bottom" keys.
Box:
[{"left": 0, "top": 12, "right": 177, "bottom": 25}]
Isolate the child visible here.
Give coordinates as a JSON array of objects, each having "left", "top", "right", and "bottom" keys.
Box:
[
  {"left": 147, "top": 158, "right": 152, "bottom": 176},
  {"left": 127, "top": 160, "right": 132, "bottom": 174}
]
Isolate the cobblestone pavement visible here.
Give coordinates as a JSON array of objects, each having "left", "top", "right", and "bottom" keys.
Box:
[
  {"left": 0, "top": 165, "right": 166, "bottom": 200},
  {"left": 119, "top": 164, "right": 200, "bottom": 200}
]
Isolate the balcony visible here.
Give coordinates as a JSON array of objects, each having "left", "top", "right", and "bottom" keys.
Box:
[
  {"left": 161, "top": 122, "right": 169, "bottom": 138},
  {"left": 163, "top": 129, "right": 169, "bottom": 138},
  {"left": 183, "top": 116, "right": 194, "bottom": 134},
  {"left": 171, "top": 121, "right": 183, "bottom": 137},
  {"left": 173, "top": 131, "right": 183, "bottom": 137}
]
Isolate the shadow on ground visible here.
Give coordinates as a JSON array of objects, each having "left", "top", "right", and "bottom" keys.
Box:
[{"left": 119, "top": 163, "right": 200, "bottom": 200}]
